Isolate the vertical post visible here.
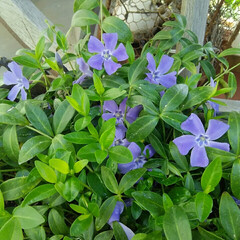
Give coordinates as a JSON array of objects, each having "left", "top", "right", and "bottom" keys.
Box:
[{"left": 181, "top": 0, "right": 210, "bottom": 46}]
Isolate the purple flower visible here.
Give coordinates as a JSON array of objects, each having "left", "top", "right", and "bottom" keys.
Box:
[
  {"left": 88, "top": 33, "right": 128, "bottom": 75},
  {"left": 112, "top": 125, "right": 130, "bottom": 147},
  {"left": 232, "top": 196, "right": 240, "bottom": 206},
  {"left": 145, "top": 53, "right": 176, "bottom": 88},
  {"left": 108, "top": 201, "right": 135, "bottom": 240},
  {"left": 207, "top": 77, "right": 219, "bottom": 116},
  {"left": 3, "top": 61, "right": 29, "bottom": 101},
  {"left": 118, "top": 142, "right": 155, "bottom": 174},
  {"left": 73, "top": 58, "right": 93, "bottom": 84},
  {"left": 173, "top": 113, "right": 230, "bottom": 167}
]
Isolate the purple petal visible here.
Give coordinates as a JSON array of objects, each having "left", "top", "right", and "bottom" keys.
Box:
[
  {"left": 20, "top": 88, "right": 27, "bottom": 100},
  {"left": 208, "top": 101, "right": 219, "bottom": 116},
  {"left": 210, "top": 77, "right": 216, "bottom": 87},
  {"left": 208, "top": 141, "right": 230, "bottom": 152},
  {"left": 190, "top": 146, "right": 209, "bottom": 167},
  {"left": 8, "top": 61, "right": 23, "bottom": 78},
  {"left": 118, "top": 161, "right": 136, "bottom": 174},
  {"left": 146, "top": 53, "right": 156, "bottom": 72},
  {"left": 119, "top": 98, "right": 127, "bottom": 113},
  {"left": 143, "top": 144, "right": 155, "bottom": 158},
  {"left": 157, "top": 55, "right": 174, "bottom": 74},
  {"left": 73, "top": 75, "right": 87, "bottom": 85},
  {"left": 103, "top": 100, "right": 118, "bottom": 113},
  {"left": 108, "top": 201, "right": 124, "bottom": 224},
  {"left": 145, "top": 73, "right": 154, "bottom": 83},
  {"left": 206, "top": 119, "right": 229, "bottom": 140},
  {"left": 102, "top": 113, "right": 115, "bottom": 121},
  {"left": 160, "top": 90, "right": 165, "bottom": 97},
  {"left": 77, "top": 58, "right": 89, "bottom": 73},
  {"left": 128, "top": 142, "right": 141, "bottom": 159},
  {"left": 22, "top": 77, "right": 29, "bottom": 89},
  {"left": 119, "top": 222, "right": 135, "bottom": 240},
  {"left": 121, "top": 139, "right": 130, "bottom": 147},
  {"left": 103, "top": 33, "right": 118, "bottom": 52},
  {"left": 88, "top": 54, "right": 103, "bottom": 70},
  {"left": 88, "top": 36, "right": 104, "bottom": 53},
  {"left": 115, "top": 125, "right": 126, "bottom": 139},
  {"left": 157, "top": 72, "right": 177, "bottom": 88},
  {"left": 112, "top": 43, "right": 128, "bottom": 61},
  {"left": 3, "top": 71, "right": 17, "bottom": 85},
  {"left": 104, "top": 59, "right": 121, "bottom": 75},
  {"left": 172, "top": 135, "right": 196, "bottom": 155},
  {"left": 126, "top": 106, "right": 142, "bottom": 124},
  {"left": 8, "top": 85, "right": 20, "bottom": 101},
  {"left": 181, "top": 113, "right": 205, "bottom": 136}
]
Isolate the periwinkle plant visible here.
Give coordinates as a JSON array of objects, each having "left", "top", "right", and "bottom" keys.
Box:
[{"left": 1, "top": 3, "right": 240, "bottom": 240}]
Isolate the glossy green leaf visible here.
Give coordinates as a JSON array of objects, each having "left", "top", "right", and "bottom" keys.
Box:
[
  {"left": 195, "top": 192, "right": 213, "bottom": 222},
  {"left": 231, "top": 158, "right": 240, "bottom": 199},
  {"left": 13, "top": 205, "right": 45, "bottom": 229},
  {"left": 228, "top": 72, "right": 237, "bottom": 98},
  {"left": 228, "top": 112, "right": 240, "bottom": 155},
  {"left": 13, "top": 55, "right": 39, "bottom": 68},
  {"left": 0, "top": 217, "right": 23, "bottom": 240},
  {"left": 64, "top": 132, "right": 97, "bottom": 145},
  {"left": 24, "top": 226, "right": 46, "bottom": 240},
  {"left": 62, "top": 176, "right": 81, "bottom": 202},
  {"left": 77, "top": 143, "right": 101, "bottom": 162},
  {"left": 218, "top": 47, "right": 240, "bottom": 57},
  {"left": 119, "top": 168, "right": 146, "bottom": 193},
  {"left": 163, "top": 206, "right": 192, "bottom": 240},
  {"left": 127, "top": 115, "right": 159, "bottom": 142},
  {"left": 198, "top": 227, "right": 224, "bottom": 240},
  {"left": 0, "top": 191, "right": 4, "bottom": 213},
  {"left": 93, "top": 73, "right": 105, "bottom": 95},
  {"left": 71, "top": 9, "right": 99, "bottom": 27},
  {"left": 102, "top": 88, "right": 126, "bottom": 100},
  {"left": 3, "top": 125, "right": 19, "bottom": 162},
  {"left": 132, "top": 191, "right": 164, "bottom": 218},
  {"left": 25, "top": 102, "right": 53, "bottom": 137},
  {"left": 160, "top": 84, "right": 188, "bottom": 112},
  {"left": 49, "top": 158, "right": 69, "bottom": 174},
  {"left": 70, "top": 215, "right": 93, "bottom": 237},
  {"left": 95, "top": 149, "right": 108, "bottom": 164},
  {"left": 35, "top": 160, "right": 57, "bottom": 183},
  {"left": 161, "top": 112, "right": 187, "bottom": 132},
  {"left": 22, "top": 184, "right": 57, "bottom": 206},
  {"left": 100, "top": 120, "right": 116, "bottom": 149},
  {"left": 219, "top": 192, "right": 240, "bottom": 240},
  {"left": 200, "top": 60, "right": 216, "bottom": 78},
  {"left": 74, "top": 160, "right": 88, "bottom": 173},
  {"left": 148, "top": 133, "right": 167, "bottom": 159},
  {"left": 201, "top": 158, "right": 222, "bottom": 194},
  {"left": 162, "top": 193, "right": 173, "bottom": 211},
  {"left": 94, "top": 230, "right": 113, "bottom": 240},
  {"left": 128, "top": 58, "right": 147, "bottom": 84},
  {"left": 113, "top": 221, "right": 128, "bottom": 240},
  {"left": 101, "top": 166, "right": 119, "bottom": 194},
  {"left": 88, "top": 202, "right": 100, "bottom": 217},
  {"left": 108, "top": 145, "right": 133, "bottom": 164},
  {"left": 53, "top": 100, "right": 75, "bottom": 135},
  {"left": 95, "top": 196, "right": 117, "bottom": 231},
  {"left": 102, "top": 16, "right": 132, "bottom": 43},
  {"left": 74, "top": 0, "right": 98, "bottom": 12},
  {"left": 206, "top": 147, "right": 236, "bottom": 163},
  {"left": 35, "top": 36, "right": 45, "bottom": 60},
  {"left": 74, "top": 116, "right": 91, "bottom": 131}
]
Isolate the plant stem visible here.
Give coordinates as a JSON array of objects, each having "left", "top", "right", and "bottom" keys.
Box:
[
  {"left": 0, "top": 169, "right": 20, "bottom": 172},
  {"left": 124, "top": 86, "right": 132, "bottom": 121},
  {"left": 26, "top": 125, "right": 52, "bottom": 140},
  {"left": 215, "top": 62, "right": 240, "bottom": 81},
  {"left": 100, "top": 0, "right": 103, "bottom": 41}
]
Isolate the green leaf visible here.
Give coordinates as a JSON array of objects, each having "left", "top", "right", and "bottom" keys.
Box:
[
  {"left": 206, "top": 147, "right": 237, "bottom": 163},
  {"left": 25, "top": 102, "right": 54, "bottom": 137},
  {"left": 53, "top": 100, "right": 75, "bottom": 135},
  {"left": 95, "top": 149, "right": 108, "bottom": 164},
  {"left": 35, "top": 160, "right": 57, "bottom": 183},
  {"left": 95, "top": 196, "right": 117, "bottom": 231},
  {"left": 94, "top": 230, "right": 113, "bottom": 240},
  {"left": 201, "top": 158, "right": 222, "bottom": 194},
  {"left": 228, "top": 72, "right": 237, "bottom": 98},
  {"left": 0, "top": 191, "right": 4, "bottom": 213},
  {"left": 185, "top": 73, "right": 202, "bottom": 90},
  {"left": 126, "top": 41, "right": 135, "bottom": 64},
  {"left": 100, "top": 119, "right": 116, "bottom": 149},
  {"left": 77, "top": 143, "right": 101, "bottom": 162},
  {"left": 0, "top": 217, "right": 23, "bottom": 240},
  {"left": 160, "top": 84, "right": 188, "bottom": 112},
  {"left": 162, "top": 193, "right": 173, "bottom": 211},
  {"left": 70, "top": 215, "right": 93, "bottom": 237},
  {"left": 19, "top": 136, "right": 52, "bottom": 164},
  {"left": 128, "top": 58, "right": 147, "bottom": 85},
  {"left": 218, "top": 47, "right": 240, "bottom": 57},
  {"left": 102, "top": 16, "right": 132, "bottom": 43},
  {"left": 108, "top": 145, "right": 133, "bottom": 164},
  {"left": 35, "top": 36, "right": 45, "bottom": 60},
  {"left": 119, "top": 168, "right": 146, "bottom": 193},
  {"left": 200, "top": 60, "right": 216, "bottom": 78},
  {"left": 64, "top": 132, "right": 97, "bottom": 145},
  {"left": 24, "top": 226, "right": 46, "bottom": 240},
  {"left": 101, "top": 166, "right": 119, "bottom": 194},
  {"left": 195, "top": 192, "right": 213, "bottom": 222},
  {"left": 113, "top": 221, "right": 128, "bottom": 240},
  {"left": 74, "top": 0, "right": 98, "bottom": 12},
  {"left": 74, "top": 160, "right": 89, "bottom": 173},
  {"left": 182, "top": 86, "right": 215, "bottom": 110},
  {"left": 88, "top": 202, "right": 100, "bottom": 217},
  {"left": 71, "top": 9, "right": 99, "bottom": 27},
  {"left": 13, "top": 205, "right": 45, "bottom": 229},
  {"left": 93, "top": 73, "right": 105, "bottom": 95},
  {"left": 127, "top": 115, "right": 159, "bottom": 142},
  {"left": 49, "top": 158, "right": 70, "bottom": 174},
  {"left": 13, "top": 55, "right": 39, "bottom": 68},
  {"left": 163, "top": 206, "right": 192, "bottom": 240},
  {"left": 0, "top": 104, "right": 28, "bottom": 126},
  {"left": 219, "top": 192, "right": 240, "bottom": 240},
  {"left": 198, "top": 227, "right": 224, "bottom": 240},
  {"left": 56, "top": 31, "right": 68, "bottom": 51},
  {"left": 48, "top": 208, "right": 69, "bottom": 235},
  {"left": 231, "top": 158, "right": 240, "bottom": 199},
  {"left": 74, "top": 116, "right": 91, "bottom": 131},
  {"left": 22, "top": 184, "right": 57, "bottom": 206},
  {"left": 132, "top": 191, "right": 164, "bottom": 218},
  {"left": 102, "top": 88, "right": 126, "bottom": 100},
  {"left": 3, "top": 125, "right": 19, "bottom": 162},
  {"left": 152, "top": 30, "right": 172, "bottom": 41},
  {"left": 228, "top": 112, "right": 240, "bottom": 155},
  {"left": 62, "top": 176, "right": 81, "bottom": 202}
]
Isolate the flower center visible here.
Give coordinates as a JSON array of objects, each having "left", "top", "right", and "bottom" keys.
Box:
[
  {"left": 102, "top": 49, "right": 111, "bottom": 60},
  {"left": 134, "top": 155, "right": 146, "bottom": 168},
  {"left": 195, "top": 134, "right": 209, "bottom": 147},
  {"left": 114, "top": 139, "right": 123, "bottom": 146},
  {"left": 16, "top": 78, "right": 23, "bottom": 88},
  {"left": 152, "top": 71, "right": 160, "bottom": 82},
  {"left": 114, "top": 110, "right": 123, "bottom": 121}
]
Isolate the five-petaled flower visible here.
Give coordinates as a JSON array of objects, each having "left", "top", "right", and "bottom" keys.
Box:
[
  {"left": 207, "top": 77, "right": 219, "bottom": 116},
  {"left": 145, "top": 52, "right": 177, "bottom": 88},
  {"left": 118, "top": 142, "right": 155, "bottom": 174},
  {"left": 3, "top": 61, "right": 29, "bottom": 101},
  {"left": 173, "top": 113, "right": 230, "bottom": 167},
  {"left": 88, "top": 33, "right": 128, "bottom": 75},
  {"left": 112, "top": 126, "right": 130, "bottom": 147},
  {"left": 108, "top": 201, "right": 135, "bottom": 240},
  {"left": 73, "top": 58, "right": 93, "bottom": 85}
]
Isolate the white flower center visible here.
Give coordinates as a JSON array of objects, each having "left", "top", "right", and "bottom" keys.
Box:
[
  {"left": 16, "top": 78, "right": 24, "bottom": 88},
  {"left": 114, "top": 110, "right": 123, "bottom": 120},
  {"left": 195, "top": 134, "right": 209, "bottom": 147},
  {"left": 102, "top": 49, "right": 111, "bottom": 60}
]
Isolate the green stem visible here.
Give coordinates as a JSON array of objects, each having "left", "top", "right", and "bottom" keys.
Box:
[
  {"left": 86, "top": 165, "right": 94, "bottom": 173},
  {"left": 39, "top": 66, "right": 50, "bottom": 90},
  {"left": 26, "top": 125, "right": 52, "bottom": 140},
  {"left": 0, "top": 169, "right": 20, "bottom": 172},
  {"left": 100, "top": 0, "right": 103, "bottom": 41},
  {"left": 79, "top": 180, "right": 92, "bottom": 191},
  {"left": 215, "top": 62, "right": 240, "bottom": 81},
  {"left": 124, "top": 87, "right": 132, "bottom": 121}
]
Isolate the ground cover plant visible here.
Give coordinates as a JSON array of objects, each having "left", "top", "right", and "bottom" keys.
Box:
[{"left": 1, "top": 1, "right": 240, "bottom": 239}]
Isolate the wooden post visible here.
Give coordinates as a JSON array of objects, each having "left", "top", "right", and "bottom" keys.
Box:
[{"left": 181, "top": 0, "right": 210, "bottom": 46}]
